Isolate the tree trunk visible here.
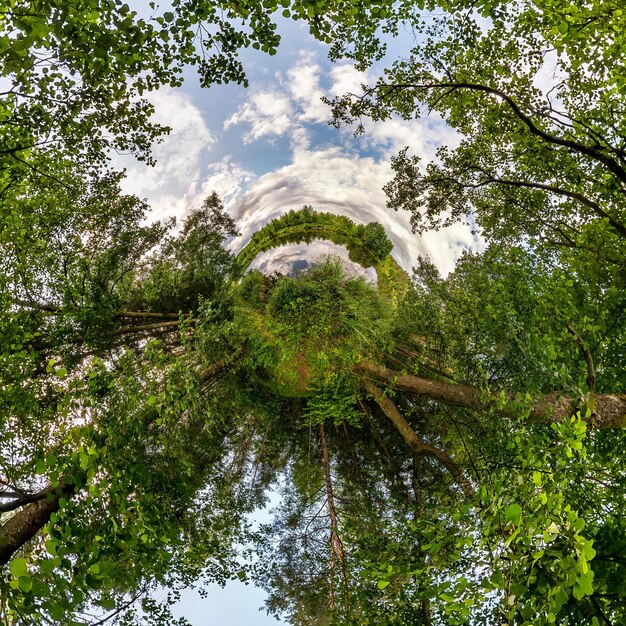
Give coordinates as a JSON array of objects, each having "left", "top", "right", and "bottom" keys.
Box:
[
  {"left": 357, "top": 361, "right": 626, "bottom": 429},
  {"left": 0, "top": 483, "right": 76, "bottom": 566}
]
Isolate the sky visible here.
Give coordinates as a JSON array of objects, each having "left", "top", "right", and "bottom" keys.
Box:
[{"left": 115, "top": 15, "right": 482, "bottom": 626}]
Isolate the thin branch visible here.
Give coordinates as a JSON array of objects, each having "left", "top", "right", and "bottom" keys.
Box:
[
  {"left": 376, "top": 81, "right": 626, "bottom": 186},
  {"left": 591, "top": 595, "right": 615, "bottom": 626},
  {"left": 566, "top": 323, "right": 596, "bottom": 392},
  {"left": 486, "top": 176, "right": 626, "bottom": 239},
  {"left": 362, "top": 378, "right": 475, "bottom": 498}
]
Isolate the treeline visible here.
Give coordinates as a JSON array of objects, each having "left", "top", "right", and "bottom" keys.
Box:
[{"left": 235, "top": 206, "right": 393, "bottom": 275}]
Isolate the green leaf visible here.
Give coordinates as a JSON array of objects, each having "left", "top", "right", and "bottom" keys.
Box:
[
  {"left": 10, "top": 558, "right": 28, "bottom": 578},
  {"left": 377, "top": 580, "right": 390, "bottom": 590},
  {"left": 48, "top": 603, "right": 65, "bottom": 621},
  {"left": 100, "top": 597, "right": 116, "bottom": 610},
  {"left": 504, "top": 503, "right": 522, "bottom": 525},
  {"left": 35, "top": 458, "right": 47, "bottom": 474},
  {"left": 573, "top": 570, "right": 594, "bottom": 600},
  {"left": 32, "top": 580, "right": 51, "bottom": 597}
]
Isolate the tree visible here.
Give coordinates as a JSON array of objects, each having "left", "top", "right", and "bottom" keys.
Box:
[
  {"left": 0, "top": 0, "right": 289, "bottom": 194},
  {"left": 317, "top": 0, "right": 626, "bottom": 262},
  {"left": 3, "top": 0, "right": 626, "bottom": 623},
  {"left": 3, "top": 194, "right": 626, "bottom": 623},
  {"left": 0, "top": 176, "right": 249, "bottom": 623},
  {"left": 250, "top": 241, "right": 626, "bottom": 625}
]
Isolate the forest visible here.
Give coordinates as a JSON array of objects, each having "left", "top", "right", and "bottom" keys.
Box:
[{"left": 1, "top": 0, "right": 626, "bottom": 624}]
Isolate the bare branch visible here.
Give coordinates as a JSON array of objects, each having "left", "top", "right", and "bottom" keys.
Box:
[{"left": 362, "top": 378, "right": 475, "bottom": 498}]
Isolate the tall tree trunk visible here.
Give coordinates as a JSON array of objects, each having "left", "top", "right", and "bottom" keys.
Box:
[
  {"left": 358, "top": 361, "right": 626, "bottom": 429},
  {"left": 412, "top": 457, "right": 433, "bottom": 626},
  {"left": 0, "top": 483, "right": 76, "bottom": 566}
]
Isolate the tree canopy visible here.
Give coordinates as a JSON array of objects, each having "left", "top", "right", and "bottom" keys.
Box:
[
  {"left": 2, "top": 0, "right": 626, "bottom": 625},
  {"left": 2, "top": 196, "right": 626, "bottom": 624}
]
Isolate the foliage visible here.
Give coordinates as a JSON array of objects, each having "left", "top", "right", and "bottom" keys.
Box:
[
  {"left": 136, "top": 192, "right": 239, "bottom": 313},
  {"left": 2, "top": 180, "right": 626, "bottom": 623},
  {"left": 394, "top": 244, "right": 626, "bottom": 396},
  {"left": 232, "top": 257, "right": 392, "bottom": 397},
  {"left": 0, "top": 0, "right": 290, "bottom": 185},
  {"left": 317, "top": 0, "right": 626, "bottom": 267},
  {"left": 0, "top": 174, "right": 251, "bottom": 624},
  {"left": 235, "top": 206, "right": 396, "bottom": 274},
  {"left": 2, "top": 0, "right": 626, "bottom": 624}
]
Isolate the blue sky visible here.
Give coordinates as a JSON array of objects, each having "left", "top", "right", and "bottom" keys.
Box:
[
  {"left": 117, "top": 19, "right": 482, "bottom": 278},
  {"left": 114, "top": 16, "right": 482, "bottom": 625}
]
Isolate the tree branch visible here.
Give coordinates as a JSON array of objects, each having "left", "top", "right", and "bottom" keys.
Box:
[
  {"left": 484, "top": 176, "right": 626, "bottom": 239},
  {"left": 11, "top": 299, "right": 181, "bottom": 319},
  {"left": 0, "top": 486, "right": 54, "bottom": 514},
  {"left": 362, "top": 378, "right": 475, "bottom": 498},
  {"left": 376, "top": 81, "right": 626, "bottom": 186},
  {"left": 357, "top": 361, "right": 626, "bottom": 430},
  {"left": 0, "top": 481, "right": 78, "bottom": 566}
]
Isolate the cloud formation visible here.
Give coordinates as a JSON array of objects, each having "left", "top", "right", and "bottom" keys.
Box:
[
  {"left": 227, "top": 145, "right": 421, "bottom": 270},
  {"left": 116, "top": 89, "right": 215, "bottom": 222},
  {"left": 224, "top": 89, "right": 294, "bottom": 144},
  {"left": 125, "top": 51, "right": 480, "bottom": 276}
]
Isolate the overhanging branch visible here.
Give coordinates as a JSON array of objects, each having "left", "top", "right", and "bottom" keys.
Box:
[
  {"left": 362, "top": 378, "right": 475, "bottom": 498},
  {"left": 357, "top": 361, "right": 626, "bottom": 429},
  {"left": 376, "top": 81, "right": 626, "bottom": 186}
]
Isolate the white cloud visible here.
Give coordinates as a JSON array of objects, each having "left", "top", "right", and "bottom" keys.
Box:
[
  {"left": 146, "top": 158, "right": 256, "bottom": 231},
  {"left": 361, "top": 115, "right": 458, "bottom": 162},
  {"left": 224, "top": 90, "right": 294, "bottom": 144},
  {"left": 219, "top": 140, "right": 481, "bottom": 277},
  {"left": 197, "top": 158, "right": 256, "bottom": 207},
  {"left": 116, "top": 88, "right": 215, "bottom": 220},
  {"left": 329, "top": 63, "right": 370, "bottom": 98},
  {"left": 420, "top": 223, "right": 484, "bottom": 276},
  {"left": 222, "top": 56, "right": 372, "bottom": 147},
  {"left": 286, "top": 53, "right": 328, "bottom": 123}
]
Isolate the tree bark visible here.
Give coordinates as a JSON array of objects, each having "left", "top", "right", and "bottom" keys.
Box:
[
  {"left": 362, "top": 378, "right": 475, "bottom": 498},
  {"left": 357, "top": 361, "right": 626, "bottom": 430},
  {"left": 0, "top": 482, "right": 77, "bottom": 566}
]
